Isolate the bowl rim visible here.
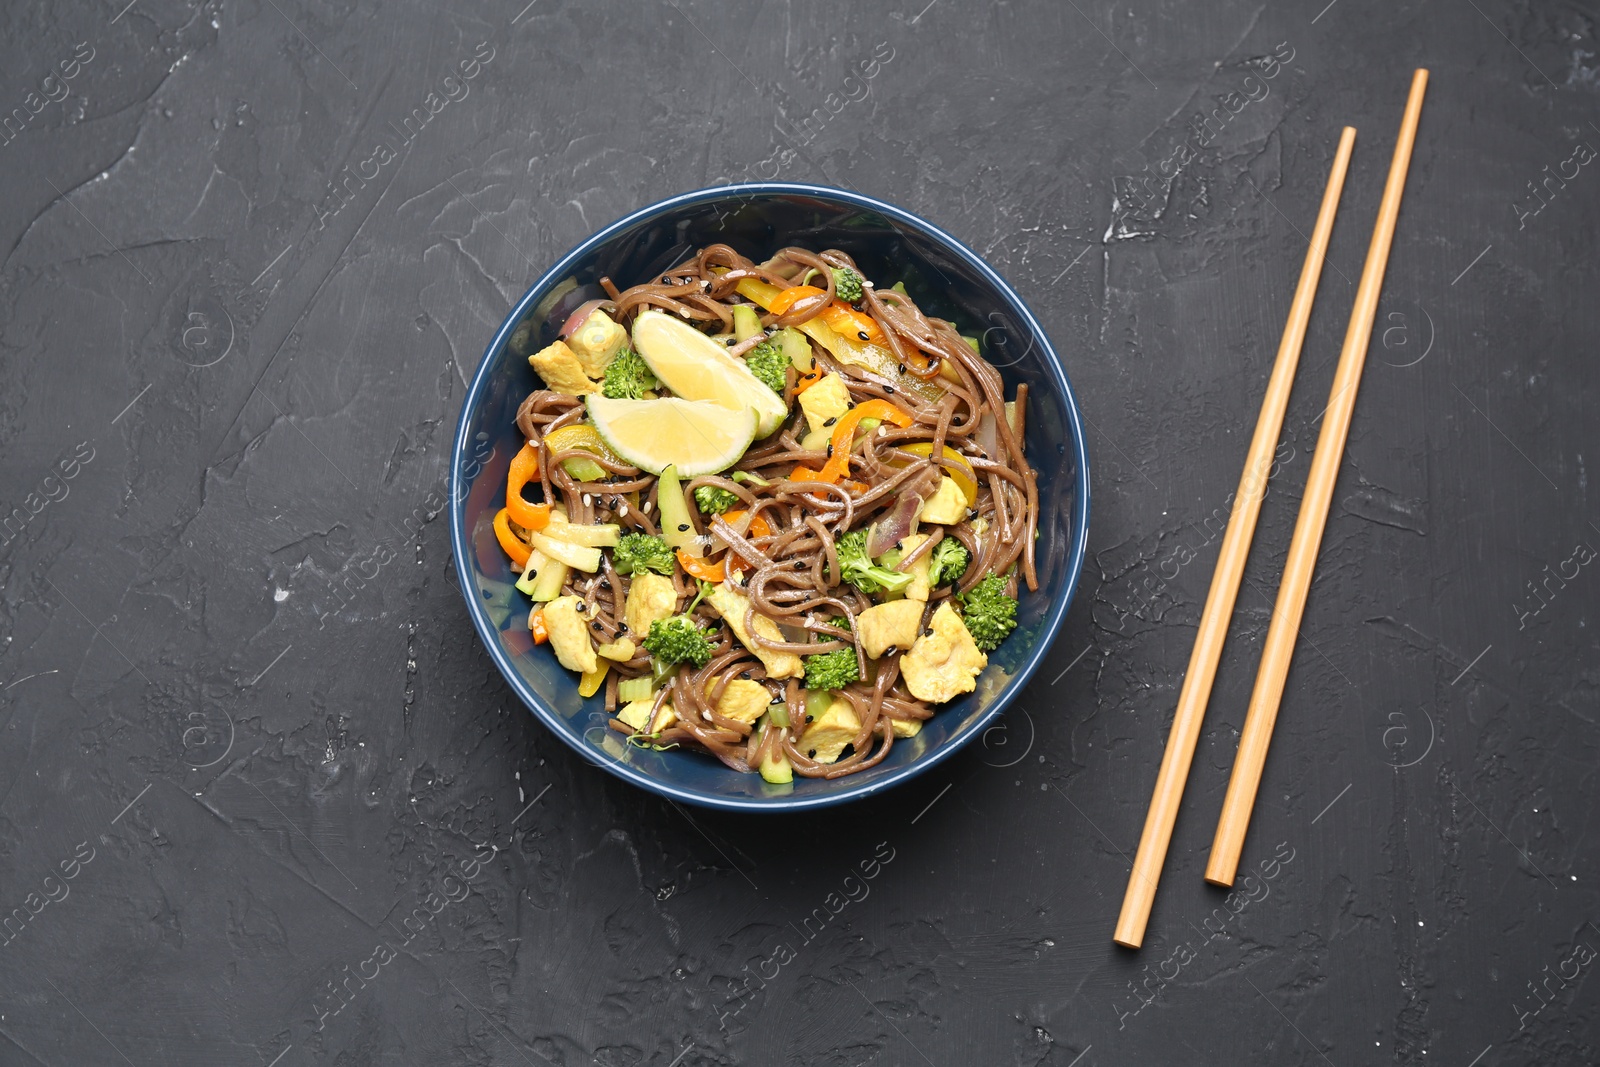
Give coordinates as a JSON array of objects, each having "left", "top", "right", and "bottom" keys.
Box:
[{"left": 449, "top": 181, "right": 1091, "bottom": 812}]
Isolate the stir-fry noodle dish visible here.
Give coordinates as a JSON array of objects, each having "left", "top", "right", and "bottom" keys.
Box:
[{"left": 494, "top": 244, "right": 1038, "bottom": 784}]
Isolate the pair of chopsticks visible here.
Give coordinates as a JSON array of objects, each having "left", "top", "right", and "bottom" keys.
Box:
[{"left": 1113, "top": 69, "right": 1429, "bottom": 949}]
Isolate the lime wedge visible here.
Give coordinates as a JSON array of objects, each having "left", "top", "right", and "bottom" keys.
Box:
[
  {"left": 631, "top": 310, "right": 789, "bottom": 437},
  {"left": 585, "top": 395, "right": 756, "bottom": 476}
]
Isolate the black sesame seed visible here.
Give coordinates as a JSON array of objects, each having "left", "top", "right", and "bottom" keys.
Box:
[
  {"left": 678, "top": 523, "right": 690, "bottom": 532},
  {"left": 618, "top": 622, "right": 629, "bottom": 633},
  {"left": 857, "top": 330, "right": 870, "bottom": 340},
  {"left": 725, "top": 338, "right": 735, "bottom": 346},
  {"left": 740, "top": 671, "right": 752, "bottom": 679},
  {"left": 591, "top": 620, "right": 605, "bottom": 631},
  {"left": 823, "top": 416, "right": 837, "bottom": 427},
  {"left": 897, "top": 363, "right": 906, "bottom": 374},
  {"left": 661, "top": 275, "right": 672, "bottom": 284},
  {"left": 600, "top": 577, "right": 611, "bottom": 589},
  {"left": 794, "top": 561, "right": 806, "bottom": 570},
  {"left": 967, "top": 507, "right": 979, "bottom": 520},
  {"left": 575, "top": 601, "right": 586, "bottom": 612},
  {"left": 923, "top": 627, "right": 935, "bottom": 637},
  {"left": 852, "top": 301, "right": 864, "bottom": 312},
  {"left": 826, "top": 443, "right": 834, "bottom": 458},
  {"left": 883, "top": 386, "right": 895, "bottom": 395},
  {"left": 884, "top": 645, "right": 897, "bottom": 656}
]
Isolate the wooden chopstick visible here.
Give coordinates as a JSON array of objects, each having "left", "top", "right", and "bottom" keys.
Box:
[
  {"left": 1111, "top": 127, "right": 1357, "bottom": 950},
  {"left": 1206, "top": 69, "right": 1429, "bottom": 887}
]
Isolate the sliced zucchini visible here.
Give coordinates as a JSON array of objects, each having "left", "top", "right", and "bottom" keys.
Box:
[{"left": 526, "top": 531, "right": 602, "bottom": 572}]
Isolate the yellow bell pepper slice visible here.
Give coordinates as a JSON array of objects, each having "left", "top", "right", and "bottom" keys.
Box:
[
  {"left": 579, "top": 660, "right": 610, "bottom": 698},
  {"left": 896, "top": 442, "right": 978, "bottom": 505}
]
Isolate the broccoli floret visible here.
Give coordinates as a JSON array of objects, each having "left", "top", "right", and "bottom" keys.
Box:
[
  {"left": 744, "top": 338, "right": 789, "bottom": 397},
  {"left": 612, "top": 533, "right": 675, "bottom": 576},
  {"left": 835, "top": 529, "right": 913, "bottom": 596},
  {"left": 803, "top": 647, "right": 861, "bottom": 690},
  {"left": 958, "top": 573, "right": 1018, "bottom": 651},
  {"left": 687, "top": 578, "right": 713, "bottom": 614},
  {"left": 602, "top": 347, "right": 657, "bottom": 400},
  {"left": 809, "top": 616, "right": 851, "bottom": 644},
  {"left": 642, "top": 615, "right": 715, "bottom": 670},
  {"left": 929, "top": 536, "right": 971, "bottom": 586},
  {"left": 831, "top": 266, "right": 865, "bottom": 303},
  {"left": 693, "top": 485, "right": 739, "bottom": 515}
]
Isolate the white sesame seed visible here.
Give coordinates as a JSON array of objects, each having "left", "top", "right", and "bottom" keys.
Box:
[
  {"left": 582, "top": 493, "right": 592, "bottom": 506},
  {"left": 643, "top": 500, "right": 653, "bottom": 514},
  {"left": 619, "top": 504, "right": 629, "bottom": 517}
]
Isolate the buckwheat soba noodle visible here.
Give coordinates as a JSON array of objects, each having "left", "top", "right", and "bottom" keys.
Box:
[{"left": 494, "top": 244, "right": 1036, "bottom": 784}]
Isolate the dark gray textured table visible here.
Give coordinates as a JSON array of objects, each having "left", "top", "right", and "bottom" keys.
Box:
[{"left": 2, "top": 1, "right": 1596, "bottom": 1064}]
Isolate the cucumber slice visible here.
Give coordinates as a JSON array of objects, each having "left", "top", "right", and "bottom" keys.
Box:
[
  {"left": 656, "top": 465, "right": 698, "bottom": 553},
  {"left": 528, "top": 559, "right": 569, "bottom": 602},
  {"left": 732, "top": 304, "right": 762, "bottom": 341},
  {"left": 759, "top": 748, "right": 793, "bottom": 784},
  {"left": 562, "top": 455, "right": 609, "bottom": 482},
  {"left": 515, "top": 549, "right": 550, "bottom": 596},
  {"left": 779, "top": 327, "right": 813, "bottom": 372}
]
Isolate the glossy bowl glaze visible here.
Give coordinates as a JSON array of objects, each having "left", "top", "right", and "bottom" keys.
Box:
[{"left": 449, "top": 184, "right": 1089, "bottom": 811}]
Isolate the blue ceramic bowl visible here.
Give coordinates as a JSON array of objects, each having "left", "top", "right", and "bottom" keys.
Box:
[{"left": 449, "top": 184, "right": 1090, "bottom": 811}]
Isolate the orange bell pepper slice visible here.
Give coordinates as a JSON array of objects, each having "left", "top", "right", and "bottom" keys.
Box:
[
  {"left": 529, "top": 606, "right": 549, "bottom": 644},
  {"left": 674, "top": 510, "right": 773, "bottom": 584},
  {"left": 793, "top": 367, "right": 825, "bottom": 395},
  {"left": 768, "top": 284, "right": 883, "bottom": 343},
  {"left": 494, "top": 508, "right": 532, "bottom": 568},
  {"left": 506, "top": 442, "right": 552, "bottom": 532},
  {"left": 677, "top": 549, "right": 729, "bottom": 584},
  {"left": 800, "top": 399, "right": 914, "bottom": 484},
  {"left": 789, "top": 399, "right": 912, "bottom": 483},
  {"left": 724, "top": 510, "right": 773, "bottom": 540}
]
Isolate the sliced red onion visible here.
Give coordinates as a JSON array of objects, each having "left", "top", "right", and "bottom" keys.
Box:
[
  {"left": 976, "top": 411, "right": 998, "bottom": 460},
  {"left": 866, "top": 477, "right": 931, "bottom": 558},
  {"left": 708, "top": 508, "right": 754, "bottom": 552},
  {"left": 558, "top": 299, "right": 607, "bottom": 340}
]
